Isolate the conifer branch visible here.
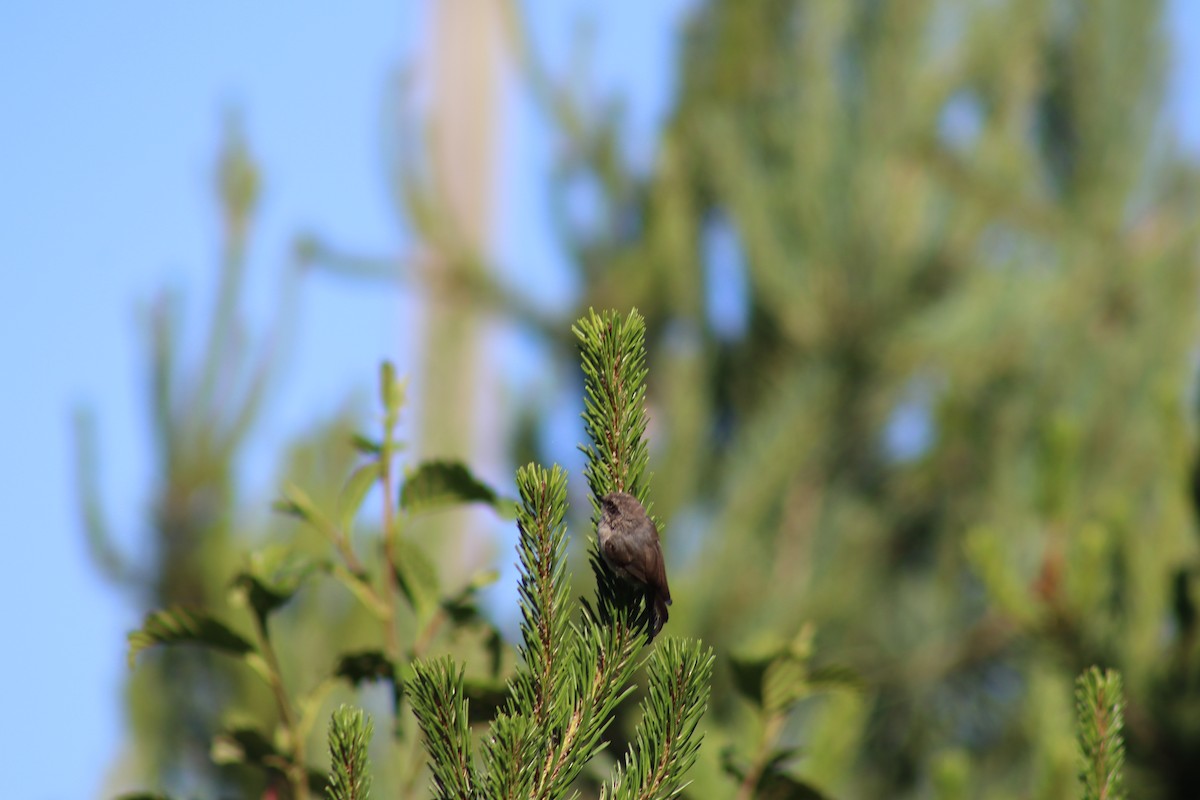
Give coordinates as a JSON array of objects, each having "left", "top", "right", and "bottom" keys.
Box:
[
  {"left": 327, "top": 705, "right": 374, "bottom": 800},
  {"left": 482, "top": 461, "right": 643, "bottom": 799},
  {"left": 572, "top": 308, "right": 713, "bottom": 798},
  {"left": 513, "top": 464, "right": 572, "bottom": 731},
  {"left": 483, "top": 463, "right": 573, "bottom": 797},
  {"left": 605, "top": 639, "right": 715, "bottom": 800},
  {"left": 409, "top": 657, "right": 476, "bottom": 799},
  {"left": 527, "top": 614, "right": 641, "bottom": 799},
  {"left": 481, "top": 713, "right": 537, "bottom": 800},
  {"left": 340, "top": 311, "right": 709, "bottom": 800},
  {"left": 574, "top": 307, "right": 658, "bottom": 633},
  {"left": 1076, "top": 666, "right": 1126, "bottom": 800},
  {"left": 574, "top": 307, "right": 653, "bottom": 504}
]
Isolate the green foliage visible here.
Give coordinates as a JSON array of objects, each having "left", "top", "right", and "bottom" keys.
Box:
[
  {"left": 719, "top": 626, "right": 857, "bottom": 799},
  {"left": 210, "top": 725, "right": 331, "bottom": 795},
  {"left": 400, "top": 460, "right": 518, "bottom": 519},
  {"left": 728, "top": 626, "right": 862, "bottom": 717},
  {"left": 390, "top": 535, "right": 442, "bottom": 622},
  {"left": 1076, "top": 667, "right": 1126, "bottom": 800},
  {"left": 508, "top": 463, "right": 573, "bottom": 736},
  {"left": 575, "top": 308, "right": 653, "bottom": 505},
  {"left": 327, "top": 705, "right": 374, "bottom": 800},
  {"left": 94, "top": 2, "right": 1200, "bottom": 797},
  {"left": 334, "top": 650, "right": 397, "bottom": 688},
  {"left": 403, "top": 311, "right": 713, "bottom": 799},
  {"left": 604, "top": 639, "right": 714, "bottom": 800},
  {"left": 409, "top": 658, "right": 475, "bottom": 799},
  {"left": 506, "top": 1, "right": 1200, "bottom": 796},
  {"left": 123, "top": 361, "right": 513, "bottom": 799},
  {"left": 575, "top": 308, "right": 662, "bottom": 636},
  {"left": 403, "top": 457, "right": 712, "bottom": 799},
  {"left": 127, "top": 607, "right": 254, "bottom": 669},
  {"left": 230, "top": 550, "right": 326, "bottom": 626},
  {"left": 123, "top": 312, "right": 713, "bottom": 799},
  {"left": 482, "top": 461, "right": 644, "bottom": 799}
]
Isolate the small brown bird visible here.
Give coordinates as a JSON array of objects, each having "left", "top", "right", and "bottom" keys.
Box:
[{"left": 597, "top": 491, "right": 673, "bottom": 638}]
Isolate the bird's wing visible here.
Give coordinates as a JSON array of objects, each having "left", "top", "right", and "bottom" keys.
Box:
[
  {"left": 603, "top": 535, "right": 672, "bottom": 604},
  {"left": 602, "top": 534, "right": 644, "bottom": 579}
]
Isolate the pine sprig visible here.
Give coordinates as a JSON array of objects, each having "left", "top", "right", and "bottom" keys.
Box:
[
  {"left": 481, "top": 713, "right": 538, "bottom": 799},
  {"left": 574, "top": 307, "right": 654, "bottom": 512},
  {"left": 1076, "top": 666, "right": 1126, "bottom": 800},
  {"left": 512, "top": 464, "right": 572, "bottom": 729},
  {"left": 604, "top": 640, "right": 715, "bottom": 800},
  {"left": 399, "top": 312, "right": 708, "bottom": 800},
  {"left": 571, "top": 309, "right": 712, "bottom": 798},
  {"left": 574, "top": 307, "right": 659, "bottom": 633},
  {"left": 484, "top": 463, "right": 575, "bottom": 797},
  {"left": 524, "top": 607, "right": 643, "bottom": 798},
  {"left": 483, "top": 460, "right": 642, "bottom": 799},
  {"left": 409, "top": 657, "right": 476, "bottom": 800},
  {"left": 327, "top": 705, "right": 374, "bottom": 800}
]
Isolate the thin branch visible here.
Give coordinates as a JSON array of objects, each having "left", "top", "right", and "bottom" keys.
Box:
[{"left": 249, "top": 612, "right": 309, "bottom": 800}]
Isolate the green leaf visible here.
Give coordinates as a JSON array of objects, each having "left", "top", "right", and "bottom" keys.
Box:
[
  {"left": 480, "top": 713, "right": 536, "bottom": 800},
  {"left": 338, "top": 461, "right": 383, "bottom": 534},
  {"left": 467, "top": 567, "right": 501, "bottom": 591},
  {"left": 574, "top": 308, "right": 653, "bottom": 503},
  {"left": 350, "top": 433, "right": 383, "bottom": 456},
  {"left": 244, "top": 653, "right": 273, "bottom": 685},
  {"left": 399, "top": 460, "right": 514, "bottom": 518},
  {"left": 391, "top": 536, "right": 441, "bottom": 618},
  {"left": 719, "top": 745, "right": 750, "bottom": 781},
  {"left": 335, "top": 650, "right": 404, "bottom": 720},
  {"left": 729, "top": 640, "right": 786, "bottom": 707},
  {"left": 493, "top": 497, "right": 518, "bottom": 519},
  {"left": 763, "top": 658, "right": 808, "bottom": 714},
  {"left": 806, "top": 664, "right": 865, "bottom": 693},
  {"left": 211, "top": 725, "right": 279, "bottom": 767},
  {"left": 441, "top": 569, "right": 501, "bottom": 625},
  {"left": 1172, "top": 568, "right": 1196, "bottom": 636},
  {"left": 229, "top": 550, "right": 323, "bottom": 623},
  {"left": 788, "top": 622, "right": 816, "bottom": 661},
  {"left": 730, "top": 633, "right": 854, "bottom": 711},
  {"left": 229, "top": 572, "right": 292, "bottom": 624},
  {"left": 212, "top": 726, "right": 331, "bottom": 795},
  {"left": 932, "top": 750, "right": 971, "bottom": 799},
  {"left": 128, "top": 607, "right": 254, "bottom": 668},
  {"left": 335, "top": 649, "right": 397, "bottom": 686},
  {"left": 605, "top": 638, "right": 714, "bottom": 800},
  {"left": 274, "top": 482, "right": 339, "bottom": 542}
]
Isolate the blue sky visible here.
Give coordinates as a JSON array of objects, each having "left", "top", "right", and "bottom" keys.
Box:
[
  {"left": 0, "top": 3, "right": 1196, "bottom": 798},
  {"left": 0, "top": 2, "right": 686, "bottom": 797}
]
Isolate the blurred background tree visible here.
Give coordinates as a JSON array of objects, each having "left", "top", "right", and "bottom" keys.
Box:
[
  {"left": 76, "top": 0, "right": 1200, "bottom": 798},
  {"left": 521, "top": 2, "right": 1200, "bottom": 798}
]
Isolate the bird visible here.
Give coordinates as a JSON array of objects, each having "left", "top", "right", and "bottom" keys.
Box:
[{"left": 597, "top": 490, "right": 673, "bottom": 639}]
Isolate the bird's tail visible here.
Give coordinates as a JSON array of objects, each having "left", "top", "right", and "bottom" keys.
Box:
[{"left": 650, "top": 592, "right": 670, "bottom": 640}]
